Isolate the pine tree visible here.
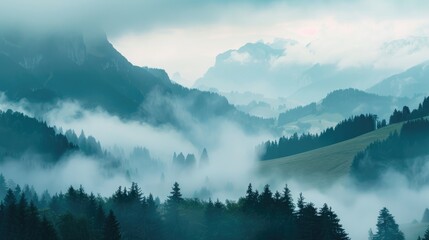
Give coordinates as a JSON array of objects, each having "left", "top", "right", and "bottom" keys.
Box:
[
  {"left": 3, "top": 189, "right": 18, "bottom": 239},
  {"left": 103, "top": 210, "right": 121, "bottom": 240},
  {"left": 271, "top": 184, "right": 296, "bottom": 240},
  {"left": 243, "top": 183, "right": 258, "bottom": 213},
  {"left": 58, "top": 213, "right": 92, "bottom": 240},
  {"left": 319, "top": 204, "right": 349, "bottom": 240},
  {"left": 296, "top": 193, "right": 305, "bottom": 220},
  {"left": 165, "top": 182, "right": 185, "bottom": 239},
  {"left": 26, "top": 202, "right": 39, "bottom": 239},
  {"left": 128, "top": 182, "right": 143, "bottom": 203},
  {"left": 185, "top": 154, "right": 196, "bottom": 168},
  {"left": 40, "top": 217, "right": 59, "bottom": 240},
  {"left": 373, "top": 207, "right": 404, "bottom": 240},
  {"left": 14, "top": 185, "right": 22, "bottom": 200},
  {"left": 299, "top": 202, "right": 319, "bottom": 240},
  {"left": 168, "top": 182, "right": 183, "bottom": 203},
  {"left": 259, "top": 184, "right": 273, "bottom": 212},
  {"left": 199, "top": 148, "right": 209, "bottom": 167},
  {"left": 4, "top": 188, "right": 16, "bottom": 207},
  {"left": 281, "top": 184, "right": 295, "bottom": 216},
  {"left": 422, "top": 226, "right": 429, "bottom": 240},
  {"left": 17, "top": 194, "right": 28, "bottom": 239},
  {"left": 144, "top": 194, "right": 162, "bottom": 240},
  {"left": 205, "top": 199, "right": 216, "bottom": 240},
  {"left": 0, "top": 174, "right": 7, "bottom": 201}
]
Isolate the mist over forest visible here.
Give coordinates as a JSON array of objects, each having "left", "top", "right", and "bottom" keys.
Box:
[{"left": 2, "top": 1, "right": 429, "bottom": 240}]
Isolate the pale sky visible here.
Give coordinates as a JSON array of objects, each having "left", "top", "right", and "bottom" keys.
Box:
[
  {"left": 107, "top": 1, "right": 429, "bottom": 86},
  {"left": 111, "top": 17, "right": 429, "bottom": 87},
  {"left": 2, "top": 0, "right": 429, "bottom": 87}
]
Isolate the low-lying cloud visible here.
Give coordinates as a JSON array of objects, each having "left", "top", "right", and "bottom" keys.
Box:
[{"left": 1, "top": 93, "right": 429, "bottom": 240}]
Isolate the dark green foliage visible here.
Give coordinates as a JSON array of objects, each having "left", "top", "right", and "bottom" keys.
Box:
[
  {"left": 168, "top": 182, "right": 183, "bottom": 203},
  {"left": 0, "top": 174, "right": 6, "bottom": 200},
  {"left": 260, "top": 114, "right": 377, "bottom": 160},
  {"left": 165, "top": 182, "right": 185, "bottom": 239},
  {"left": 108, "top": 182, "right": 163, "bottom": 240},
  {"left": 65, "top": 129, "right": 103, "bottom": 156},
  {"left": 103, "top": 210, "right": 121, "bottom": 240},
  {"left": 351, "top": 119, "right": 429, "bottom": 186},
  {"left": 377, "top": 119, "right": 387, "bottom": 129},
  {"left": 58, "top": 213, "right": 92, "bottom": 240},
  {"left": 1, "top": 180, "right": 350, "bottom": 240},
  {"left": 389, "top": 97, "right": 429, "bottom": 124},
  {"left": 0, "top": 109, "right": 76, "bottom": 162},
  {"left": 40, "top": 217, "right": 59, "bottom": 240},
  {"left": 422, "top": 226, "right": 429, "bottom": 240},
  {"left": 372, "top": 208, "right": 404, "bottom": 240},
  {"left": 319, "top": 204, "right": 349, "bottom": 240},
  {"left": 278, "top": 103, "right": 317, "bottom": 125},
  {"left": 0, "top": 190, "right": 58, "bottom": 240}
]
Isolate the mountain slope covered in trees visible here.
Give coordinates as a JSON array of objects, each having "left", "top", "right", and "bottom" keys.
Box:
[
  {"left": 350, "top": 96, "right": 429, "bottom": 187},
  {"left": 259, "top": 122, "right": 404, "bottom": 186},
  {"left": 260, "top": 114, "right": 377, "bottom": 160},
  {"left": 0, "top": 109, "right": 76, "bottom": 162},
  {"left": 351, "top": 118, "right": 429, "bottom": 187},
  {"left": 260, "top": 96, "right": 429, "bottom": 187},
  {"left": 277, "top": 88, "right": 414, "bottom": 126}
]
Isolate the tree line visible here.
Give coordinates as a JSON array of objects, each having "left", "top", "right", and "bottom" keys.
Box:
[
  {"left": 172, "top": 148, "right": 209, "bottom": 169},
  {"left": 0, "top": 109, "right": 76, "bottom": 162},
  {"left": 259, "top": 114, "right": 377, "bottom": 160},
  {"left": 1, "top": 175, "right": 419, "bottom": 240},
  {"left": 389, "top": 96, "right": 429, "bottom": 124},
  {"left": 1, "top": 177, "right": 352, "bottom": 240},
  {"left": 351, "top": 95, "right": 429, "bottom": 187},
  {"left": 351, "top": 118, "right": 429, "bottom": 187}
]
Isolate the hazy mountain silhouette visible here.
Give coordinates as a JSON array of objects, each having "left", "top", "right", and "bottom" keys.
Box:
[
  {"left": 194, "top": 40, "right": 391, "bottom": 104},
  {"left": 369, "top": 60, "right": 429, "bottom": 98},
  {"left": 0, "top": 29, "right": 271, "bottom": 131},
  {"left": 278, "top": 89, "right": 415, "bottom": 126}
]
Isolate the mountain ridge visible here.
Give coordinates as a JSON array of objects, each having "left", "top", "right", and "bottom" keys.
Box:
[
  {"left": 369, "top": 60, "right": 429, "bottom": 97},
  {"left": 0, "top": 29, "right": 273, "bottom": 133}
]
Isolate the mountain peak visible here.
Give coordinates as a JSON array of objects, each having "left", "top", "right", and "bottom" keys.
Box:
[{"left": 369, "top": 59, "right": 429, "bottom": 97}]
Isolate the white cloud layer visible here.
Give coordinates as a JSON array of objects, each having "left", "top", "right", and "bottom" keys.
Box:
[{"left": 111, "top": 5, "right": 429, "bottom": 85}]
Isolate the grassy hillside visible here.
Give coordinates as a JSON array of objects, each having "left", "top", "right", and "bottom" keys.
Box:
[{"left": 259, "top": 122, "right": 404, "bottom": 187}]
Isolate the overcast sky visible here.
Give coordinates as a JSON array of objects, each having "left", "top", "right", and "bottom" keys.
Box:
[{"left": 2, "top": 0, "right": 429, "bottom": 86}]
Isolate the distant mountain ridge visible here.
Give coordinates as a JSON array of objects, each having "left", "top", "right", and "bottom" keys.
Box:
[
  {"left": 369, "top": 60, "right": 429, "bottom": 98},
  {"left": 278, "top": 88, "right": 415, "bottom": 126},
  {"left": 194, "top": 40, "right": 392, "bottom": 104},
  {"left": 0, "top": 29, "right": 273, "bottom": 132}
]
